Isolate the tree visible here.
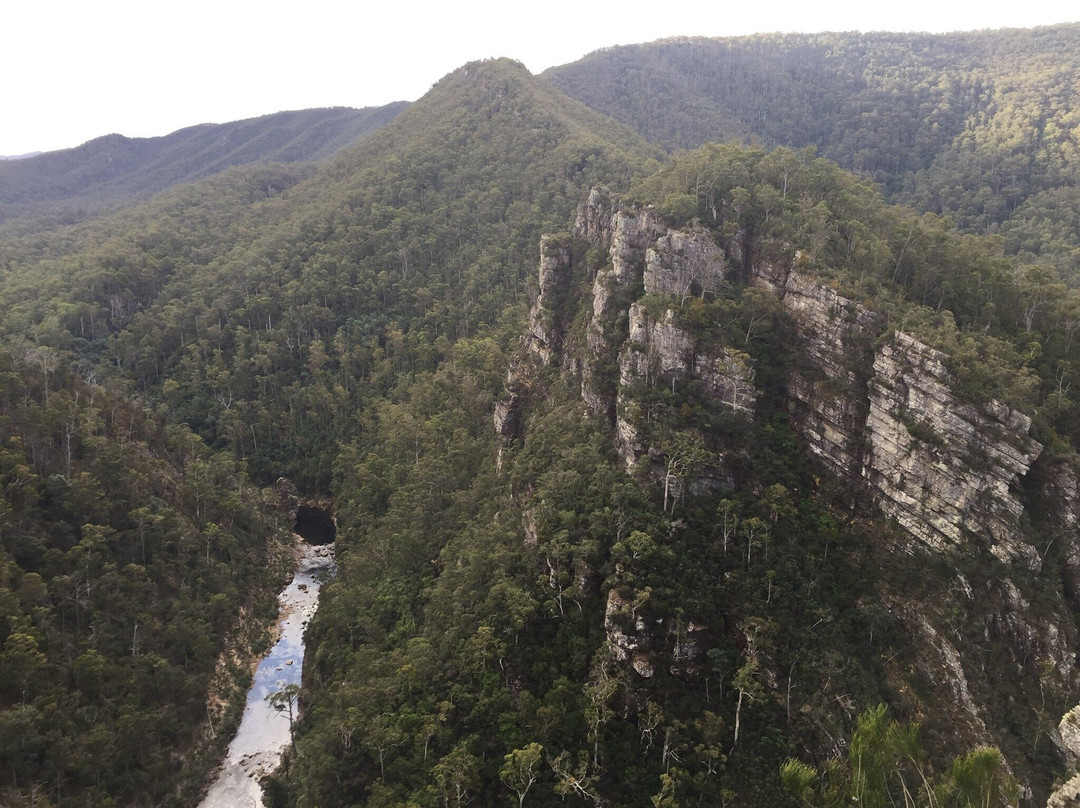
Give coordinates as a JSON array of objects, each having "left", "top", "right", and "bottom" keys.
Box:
[
  {"left": 268, "top": 684, "right": 302, "bottom": 753},
  {"left": 780, "top": 705, "right": 1019, "bottom": 808},
  {"left": 661, "top": 431, "right": 714, "bottom": 513},
  {"left": 433, "top": 741, "right": 481, "bottom": 808},
  {"left": 500, "top": 743, "right": 544, "bottom": 808},
  {"left": 549, "top": 750, "right": 604, "bottom": 807}
]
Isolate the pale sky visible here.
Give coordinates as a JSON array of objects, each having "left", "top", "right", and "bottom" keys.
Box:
[{"left": 2, "top": 0, "right": 1077, "bottom": 156}]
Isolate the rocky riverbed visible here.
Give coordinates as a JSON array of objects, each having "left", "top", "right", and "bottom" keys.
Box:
[{"left": 199, "top": 542, "right": 335, "bottom": 808}]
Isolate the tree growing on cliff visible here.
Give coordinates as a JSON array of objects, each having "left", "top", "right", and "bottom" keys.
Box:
[{"left": 780, "top": 705, "right": 1018, "bottom": 807}]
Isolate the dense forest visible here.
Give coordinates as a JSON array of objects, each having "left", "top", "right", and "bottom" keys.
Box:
[
  {"left": 546, "top": 25, "right": 1080, "bottom": 284},
  {"left": 1, "top": 24, "right": 1080, "bottom": 808},
  {"left": 0, "top": 103, "right": 408, "bottom": 230}
]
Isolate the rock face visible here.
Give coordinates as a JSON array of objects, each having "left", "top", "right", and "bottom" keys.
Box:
[
  {"left": 616, "top": 302, "right": 756, "bottom": 469},
  {"left": 578, "top": 191, "right": 667, "bottom": 415},
  {"left": 644, "top": 231, "right": 726, "bottom": 299},
  {"left": 504, "top": 188, "right": 1079, "bottom": 800},
  {"left": 575, "top": 188, "right": 752, "bottom": 425},
  {"left": 493, "top": 393, "right": 521, "bottom": 439},
  {"left": 1049, "top": 707, "right": 1080, "bottom": 808},
  {"left": 604, "top": 589, "right": 655, "bottom": 677},
  {"left": 603, "top": 588, "right": 708, "bottom": 678},
  {"left": 564, "top": 189, "right": 1046, "bottom": 563},
  {"left": 751, "top": 260, "right": 1043, "bottom": 563},
  {"left": 753, "top": 262, "right": 883, "bottom": 480},
  {"left": 864, "top": 332, "right": 1043, "bottom": 565},
  {"left": 526, "top": 235, "right": 574, "bottom": 364}
]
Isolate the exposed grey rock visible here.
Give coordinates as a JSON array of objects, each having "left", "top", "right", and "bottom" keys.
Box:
[
  {"left": 644, "top": 230, "right": 726, "bottom": 300},
  {"left": 885, "top": 596, "right": 994, "bottom": 745},
  {"left": 755, "top": 264, "right": 884, "bottom": 480},
  {"left": 754, "top": 260, "right": 1043, "bottom": 565},
  {"left": 1049, "top": 707, "right": 1080, "bottom": 808},
  {"left": 620, "top": 304, "right": 696, "bottom": 382},
  {"left": 604, "top": 589, "right": 654, "bottom": 678},
  {"left": 526, "top": 235, "right": 574, "bottom": 364},
  {"left": 620, "top": 303, "right": 757, "bottom": 411},
  {"left": 864, "top": 331, "right": 1042, "bottom": 564},
  {"left": 575, "top": 186, "right": 619, "bottom": 247},
  {"left": 1061, "top": 706, "right": 1080, "bottom": 771},
  {"left": 1047, "top": 777, "right": 1080, "bottom": 808},
  {"left": 576, "top": 192, "right": 664, "bottom": 414},
  {"left": 614, "top": 410, "right": 643, "bottom": 471},
  {"left": 522, "top": 508, "right": 538, "bottom": 550},
  {"left": 493, "top": 393, "right": 521, "bottom": 439},
  {"left": 547, "top": 186, "right": 1051, "bottom": 567}
]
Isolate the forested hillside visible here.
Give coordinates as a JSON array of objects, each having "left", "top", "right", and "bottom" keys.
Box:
[
  {"left": 277, "top": 147, "right": 1080, "bottom": 808},
  {"left": 0, "top": 103, "right": 408, "bottom": 228},
  {"left": 0, "top": 58, "right": 659, "bottom": 806},
  {"left": 545, "top": 25, "right": 1080, "bottom": 282},
  {"left": 2, "top": 27, "right": 1080, "bottom": 808},
  {"left": 0, "top": 340, "right": 291, "bottom": 806}
]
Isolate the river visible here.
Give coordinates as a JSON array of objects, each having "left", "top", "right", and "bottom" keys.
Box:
[{"left": 198, "top": 542, "right": 335, "bottom": 808}]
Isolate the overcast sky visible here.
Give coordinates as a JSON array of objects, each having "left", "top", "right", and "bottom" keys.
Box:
[{"left": 2, "top": 0, "right": 1077, "bottom": 156}]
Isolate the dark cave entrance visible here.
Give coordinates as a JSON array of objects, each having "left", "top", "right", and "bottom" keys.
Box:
[{"left": 294, "top": 505, "right": 336, "bottom": 545}]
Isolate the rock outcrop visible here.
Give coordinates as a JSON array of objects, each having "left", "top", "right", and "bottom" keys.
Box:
[
  {"left": 557, "top": 189, "right": 1047, "bottom": 564},
  {"left": 615, "top": 302, "right": 756, "bottom": 469},
  {"left": 753, "top": 262, "right": 884, "bottom": 481},
  {"left": 645, "top": 230, "right": 726, "bottom": 299},
  {"left": 864, "top": 332, "right": 1043, "bottom": 565},
  {"left": 603, "top": 588, "right": 708, "bottom": 678},
  {"left": 493, "top": 393, "right": 521, "bottom": 439},
  {"left": 501, "top": 187, "right": 1080, "bottom": 802},
  {"left": 1049, "top": 707, "right": 1080, "bottom": 807},
  {"left": 578, "top": 191, "right": 666, "bottom": 415},
  {"left": 751, "top": 259, "right": 1042, "bottom": 563},
  {"left": 526, "top": 235, "right": 574, "bottom": 365},
  {"left": 575, "top": 188, "right": 756, "bottom": 427},
  {"left": 604, "top": 589, "right": 656, "bottom": 677}
]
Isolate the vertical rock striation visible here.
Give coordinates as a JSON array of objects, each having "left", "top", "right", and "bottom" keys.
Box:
[
  {"left": 526, "top": 234, "right": 574, "bottom": 365},
  {"left": 753, "top": 262, "right": 1042, "bottom": 564},
  {"left": 864, "top": 332, "right": 1042, "bottom": 565},
  {"left": 753, "top": 263, "right": 884, "bottom": 480},
  {"left": 525, "top": 187, "right": 1046, "bottom": 564}
]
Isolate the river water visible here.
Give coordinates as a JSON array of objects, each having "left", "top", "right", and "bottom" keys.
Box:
[{"left": 199, "top": 542, "right": 335, "bottom": 808}]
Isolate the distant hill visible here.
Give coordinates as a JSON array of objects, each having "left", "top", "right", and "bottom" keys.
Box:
[
  {"left": 0, "top": 103, "right": 408, "bottom": 222},
  {"left": 545, "top": 25, "right": 1080, "bottom": 280}
]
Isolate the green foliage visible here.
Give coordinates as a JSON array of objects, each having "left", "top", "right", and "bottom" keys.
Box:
[
  {"left": 548, "top": 26, "right": 1080, "bottom": 281},
  {"left": 781, "top": 705, "right": 1018, "bottom": 808},
  {"left": 2, "top": 35, "right": 1080, "bottom": 808},
  {"left": 0, "top": 343, "right": 288, "bottom": 806},
  {"left": 0, "top": 104, "right": 409, "bottom": 229}
]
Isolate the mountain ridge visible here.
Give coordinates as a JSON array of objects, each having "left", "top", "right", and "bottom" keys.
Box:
[
  {"left": 0, "top": 103, "right": 409, "bottom": 224},
  {"left": 545, "top": 24, "right": 1080, "bottom": 281},
  {"left": 3, "top": 41, "right": 1080, "bottom": 808}
]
